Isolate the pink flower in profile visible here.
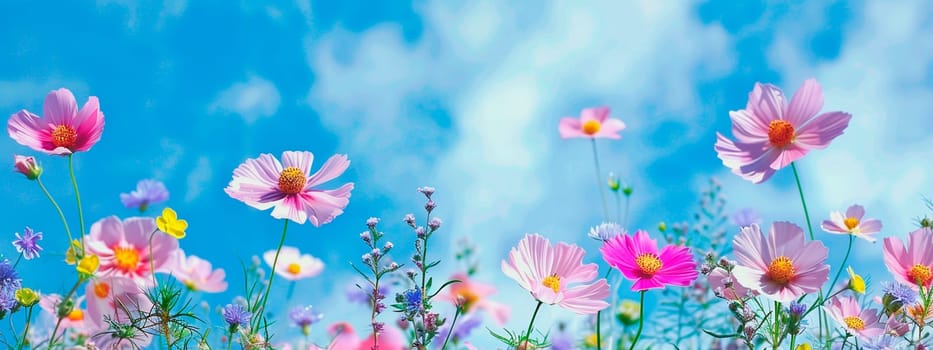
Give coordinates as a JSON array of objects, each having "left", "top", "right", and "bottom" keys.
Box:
[
  {"left": 824, "top": 296, "right": 884, "bottom": 340},
  {"left": 558, "top": 106, "right": 626, "bottom": 139},
  {"left": 707, "top": 267, "right": 757, "bottom": 300},
  {"left": 85, "top": 276, "right": 154, "bottom": 348},
  {"left": 224, "top": 151, "right": 354, "bottom": 226},
  {"left": 326, "top": 322, "right": 405, "bottom": 350},
  {"left": 714, "top": 79, "right": 852, "bottom": 183},
  {"left": 263, "top": 246, "right": 324, "bottom": 281},
  {"left": 731, "top": 222, "right": 830, "bottom": 302},
  {"left": 601, "top": 230, "right": 699, "bottom": 291},
  {"left": 13, "top": 155, "right": 41, "bottom": 180},
  {"left": 883, "top": 228, "right": 933, "bottom": 290},
  {"left": 164, "top": 250, "right": 228, "bottom": 293},
  {"left": 86, "top": 216, "right": 179, "bottom": 286},
  {"left": 437, "top": 272, "right": 510, "bottom": 326},
  {"left": 39, "top": 294, "right": 87, "bottom": 333},
  {"left": 821, "top": 204, "right": 883, "bottom": 243},
  {"left": 501, "top": 234, "right": 609, "bottom": 314},
  {"left": 8, "top": 88, "right": 105, "bottom": 155}
]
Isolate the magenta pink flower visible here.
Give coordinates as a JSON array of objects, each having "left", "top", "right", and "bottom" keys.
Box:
[
  {"left": 85, "top": 216, "right": 179, "bottom": 286},
  {"left": 601, "top": 230, "right": 699, "bottom": 291},
  {"left": 883, "top": 228, "right": 933, "bottom": 290},
  {"left": 714, "top": 79, "right": 851, "bottom": 183},
  {"left": 731, "top": 222, "right": 830, "bottom": 302},
  {"left": 501, "top": 234, "right": 609, "bottom": 314},
  {"left": 7, "top": 88, "right": 105, "bottom": 155},
  {"left": 326, "top": 322, "right": 406, "bottom": 350},
  {"left": 437, "top": 272, "right": 510, "bottom": 326},
  {"left": 224, "top": 151, "right": 354, "bottom": 226},
  {"left": 708, "top": 267, "right": 757, "bottom": 300},
  {"left": 558, "top": 106, "right": 626, "bottom": 139},
  {"left": 821, "top": 204, "right": 883, "bottom": 243},
  {"left": 824, "top": 296, "right": 883, "bottom": 340},
  {"left": 165, "top": 250, "right": 228, "bottom": 293}
]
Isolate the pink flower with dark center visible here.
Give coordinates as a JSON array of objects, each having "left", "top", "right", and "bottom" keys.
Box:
[
  {"left": 731, "top": 222, "right": 830, "bottom": 302},
  {"left": 501, "top": 234, "right": 609, "bottom": 314},
  {"left": 821, "top": 204, "right": 883, "bottom": 243},
  {"left": 558, "top": 106, "right": 626, "bottom": 139},
  {"left": 85, "top": 216, "right": 179, "bottom": 286},
  {"left": 601, "top": 230, "right": 699, "bottom": 291},
  {"left": 224, "top": 151, "right": 354, "bottom": 226},
  {"left": 714, "top": 79, "right": 851, "bottom": 183},
  {"left": 8, "top": 88, "right": 105, "bottom": 155},
  {"left": 824, "top": 296, "right": 884, "bottom": 340},
  {"left": 883, "top": 228, "right": 933, "bottom": 290}
]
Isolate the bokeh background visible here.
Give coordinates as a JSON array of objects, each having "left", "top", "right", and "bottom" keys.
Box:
[{"left": 1, "top": 0, "right": 931, "bottom": 348}]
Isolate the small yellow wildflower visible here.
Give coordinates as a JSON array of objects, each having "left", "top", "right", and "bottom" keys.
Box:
[
  {"left": 64, "top": 239, "right": 83, "bottom": 265},
  {"left": 156, "top": 207, "right": 188, "bottom": 239},
  {"left": 584, "top": 333, "right": 598, "bottom": 348},
  {"left": 15, "top": 288, "right": 40, "bottom": 307},
  {"left": 616, "top": 299, "right": 641, "bottom": 326},
  {"left": 76, "top": 254, "right": 100, "bottom": 276},
  {"left": 796, "top": 344, "right": 811, "bottom": 350},
  {"left": 847, "top": 266, "right": 866, "bottom": 294}
]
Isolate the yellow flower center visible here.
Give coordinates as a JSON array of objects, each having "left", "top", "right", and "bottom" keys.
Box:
[
  {"left": 67, "top": 309, "right": 84, "bottom": 321},
  {"left": 908, "top": 264, "right": 932, "bottom": 287},
  {"left": 286, "top": 263, "right": 301, "bottom": 275},
  {"left": 51, "top": 124, "right": 77, "bottom": 148},
  {"left": 94, "top": 282, "right": 110, "bottom": 299},
  {"left": 113, "top": 246, "right": 140, "bottom": 273},
  {"left": 278, "top": 167, "right": 306, "bottom": 195},
  {"left": 843, "top": 316, "right": 865, "bottom": 331},
  {"left": 184, "top": 280, "right": 197, "bottom": 291},
  {"left": 581, "top": 119, "right": 602, "bottom": 135},
  {"left": 542, "top": 274, "right": 561, "bottom": 293},
  {"left": 767, "top": 120, "right": 795, "bottom": 148},
  {"left": 636, "top": 253, "right": 663, "bottom": 276},
  {"left": 768, "top": 256, "right": 796, "bottom": 284},
  {"left": 844, "top": 217, "right": 859, "bottom": 230}
]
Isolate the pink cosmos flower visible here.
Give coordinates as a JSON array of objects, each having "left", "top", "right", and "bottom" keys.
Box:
[
  {"left": 501, "top": 234, "right": 610, "bottom": 314},
  {"left": 85, "top": 276, "right": 154, "bottom": 348},
  {"left": 224, "top": 151, "right": 354, "bottom": 226},
  {"left": 558, "top": 106, "right": 626, "bottom": 139},
  {"left": 263, "top": 246, "right": 324, "bottom": 281},
  {"left": 714, "top": 79, "right": 852, "bottom": 183},
  {"left": 602, "top": 230, "right": 699, "bottom": 291},
  {"left": 707, "top": 267, "right": 757, "bottom": 300},
  {"left": 437, "top": 272, "right": 510, "bottom": 326},
  {"left": 326, "top": 322, "right": 405, "bottom": 350},
  {"left": 824, "top": 296, "right": 884, "bottom": 340},
  {"left": 8, "top": 88, "right": 105, "bottom": 155},
  {"left": 821, "top": 204, "right": 883, "bottom": 243},
  {"left": 39, "top": 294, "right": 87, "bottom": 333},
  {"left": 85, "top": 216, "right": 179, "bottom": 286},
  {"left": 164, "top": 250, "right": 228, "bottom": 293},
  {"left": 731, "top": 222, "right": 830, "bottom": 302},
  {"left": 883, "top": 228, "right": 933, "bottom": 290}
]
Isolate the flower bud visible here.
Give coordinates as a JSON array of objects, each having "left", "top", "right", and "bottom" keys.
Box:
[
  {"left": 607, "top": 173, "right": 620, "bottom": 192},
  {"left": 14, "top": 155, "right": 41, "bottom": 180},
  {"left": 366, "top": 217, "right": 380, "bottom": 229}
]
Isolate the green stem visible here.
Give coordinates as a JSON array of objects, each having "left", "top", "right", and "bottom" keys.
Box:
[
  {"left": 523, "top": 301, "right": 544, "bottom": 346},
  {"left": 789, "top": 333, "right": 796, "bottom": 350},
  {"left": 772, "top": 301, "right": 781, "bottom": 350},
  {"left": 18, "top": 306, "right": 34, "bottom": 350},
  {"left": 827, "top": 235, "right": 854, "bottom": 295},
  {"left": 67, "top": 155, "right": 87, "bottom": 254},
  {"left": 596, "top": 303, "right": 602, "bottom": 350},
  {"left": 790, "top": 162, "right": 828, "bottom": 342},
  {"left": 440, "top": 306, "right": 462, "bottom": 350},
  {"left": 628, "top": 291, "right": 645, "bottom": 350},
  {"left": 36, "top": 178, "right": 75, "bottom": 246},
  {"left": 590, "top": 139, "right": 610, "bottom": 221},
  {"left": 254, "top": 219, "right": 290, "bottom": 330},
  {"left": 226, "top": 330, "right": 233, "bottom": 350},
  {"left": 47, "top": 279, "right": 83, "bottom": 350}
]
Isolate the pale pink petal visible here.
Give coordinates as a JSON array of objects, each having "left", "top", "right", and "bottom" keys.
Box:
[
  {"left": 859, "top": 219, "right": 882, "bottom": 235},
  {"left": 271, "top": 195, "right": 307, "bottom": 224},
  {"left": 714, "top": 134, "right": 777, "bottom": 184},
  {"left": 558, "top": 279, "right": 609, "bottom": 314},
  {"left": 298, "top": 183, "right": 354, "bottom": 227},
  {"left": 747, "top": 83, "right": 786, "bottom": 122},
  {"left": 845, "top": 205, "right": 865, "bottom": 220},
  {"left": 793, "top": 111, "right": 851, "bottom": 149},
  {"left": 558, "top": 117, "right": 585, "bottom": 138},
  {"left": 281, "top": 151, "right": 314, "bottom": 175},
  {"left": 731, "top": 265, "right": 765, "bottom": 291},
  {"left": 43, "top": 88, "right": 77, "bottom": 125},
  {"left": 580, "top": 107, "right": 610, "bottom": 122},
  {"left": 785, "top": 79, "right": 824, "bottom": 126},
  {"left": 596, "top": 118, "right": 626, "bottom": 138},
  {"left": 883, "top": 236, "right": 911, "bottom": 286},
  {"left": 306, "top": 154, "right": 350, "bottom": 188},
  {"left": 769, "top": 143, "right": 809, "bottom": 169},
  {"left": 728, "top": 109, "right": 770, "bottom": 143},
  {"left": 90, "top": 216, "right": 125, "bottom": 249},
  {"left": 476, "top": 300, "right": 510, "bottom": 326},
  {"left": 732, "top": 224, "right": 769, "bottom": 271},
  {"left": 7, "top": 110, "right": 50, "bottom": 153}
]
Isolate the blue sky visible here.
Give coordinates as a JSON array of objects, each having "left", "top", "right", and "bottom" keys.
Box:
[{"left": 1, "top": 0, "right": 931, "bottom": 348}]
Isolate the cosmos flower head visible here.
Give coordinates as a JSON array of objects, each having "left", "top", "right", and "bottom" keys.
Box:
[
  {"left": 558, "top": 106, "right": 626, "bottom": 139},
  {"left": 824, "top": 296, "right": 884, "bottom": 340},
  {"left": 263, "top": 246, "right": 324, "bottom": 281},
  {"left": 714, "top": 79, "right": 851, "bottom": 183},
  {"left": 601, "top": 230, "right": 699, "bottom": 291},
  {"left": 437, "top": 272, "right": 510, "bottom": 326},
  {"left": 222, "top": 303, "right": 252, "bottom": 329},
  {"left": 731, "top": 222, "right": 830, "bottom": 302},
  {"left": 164, "top": 250, "right": 227, "bottom": 293},
  {"left": 85, "top": 216, "right": 179, "bottom": 286},
  {"left": 821, "top": 204, "right": 883, "bottom": 243},
  {"left": 588, "top": 222, "right": 625, "bottom": 242},
  {"left": 882, "top": 228, "right": 933, "bottom": 290},
  {"left": 8, "top": 88, "right": 105, "bottom": 155},
  {"left": 224, "top": 151, "right": 354, "bottom": 226}
]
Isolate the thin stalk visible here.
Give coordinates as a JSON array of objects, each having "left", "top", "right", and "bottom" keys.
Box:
[
  {"left": 790, "top": 162, "right": 828, "bottom": 342},
  {"left": 254, "top": 219, "right": 290, "bottom": 330},
  {"left": 590, "top": 139, "right": 610, "bottom": 221},
  {"left": 628, "top": 291, "right": 646, "bottom": 350},
  {"left": 47, "top": 279, "right": 84, "bottom": 349},
  {"left": 36, "top": 178, "right": 74, "bottom": 245},
  {"left": 226, "top": 330, "right": 234, "bottom": 350},
  {"left": 17, "top": 306, "right": 34, "bottom": 350},
  {"left": 523, "top": 301, "right": 544, "bottom": 345},
  {"left": 67, "top": 154, "right": 87, "bottom": 254},
  {"left": 147, "top": 229, "right": 172, "bottom": 348},
  {"left": 827, "top": 235, "right": 855, "bottom": 294},
  {"left": 440, "top": 305, "right": 463, "bottom": 350},
  {"left": 772, "top": 301, "right": 781, "bottom": 350}
]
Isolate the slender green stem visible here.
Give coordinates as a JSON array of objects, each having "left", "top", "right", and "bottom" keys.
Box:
[
  {"left": 827, "top": 235, "right": 855, "bottom": 294},
  {"left": 628, "top": 291, "right": 645, "bottom": 350},
  {"left": 226, "top": 330, "right": 233, "bottom": 350},
  {"left": 789, "top": 333, "right": 796, "bottom": 350},
  {"left": 254, "top": 219, "right": 290, "bottom": 330},
  {"left": 36, "top": 178, "right": 75, "bottom": 246},
  {"left": 790, "top": 162, "right": 829, "bottom": 342},
  {"left": 440, "top": 305, "right": 463, "bottom": 350},
  {"left": 148, "top": 229, "right": 160, "bottom": 287},
  {"left": 523, "top": 301, "right": 544, "bottom": 345},
  {"left": 47, "top": 279, "right": 83, "bottom": 350},
  {"left": 590, "top": 139, "right": 610, "bottom": 221},
  {"left": 596, "top": 303, "right": 602, "bottom": 350},
  {"left": 18, "top": 306, "right": 34, "bottom": 350},
  {"left": 67, "top": 155, "right": 87, "bottom": 254},
  {"left": 772, "top": 301, "right": 781, "bottom": 350}
]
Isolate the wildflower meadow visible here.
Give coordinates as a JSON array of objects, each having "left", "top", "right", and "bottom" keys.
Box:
[{"left": 1, "top": 1, "right": 931, "bottom": 350}]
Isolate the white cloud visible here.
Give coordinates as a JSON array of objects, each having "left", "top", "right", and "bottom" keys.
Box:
[
  {"left": 185, "top": 156, "right": 212, "bottom": 202},
  {"left": 210, "top": 75, "right": 282, "bottom": 124},
  {"left": 150, "top": 138, "right": 185, "bottom": 180},
  {"left": 305, "top": 0, "right": 734, "bottom": 344}
]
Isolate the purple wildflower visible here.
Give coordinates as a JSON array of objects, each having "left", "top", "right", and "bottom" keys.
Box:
[
  {"left": 12, "top": 227, "right": 42, "bottom": 260},
  {"left": 588, "top": 222, "right": 625, "bottom": 242},
  {"left": 366, "top": 217, "right": 379, "bottom": 229},
  {"left": 403, "top": 289, "right": 422, "bottom": 313},
  {"left": 789, "top": 302, "right": 806, "bottom": 317},
  {"left": 120, "top": 179, "right": 169, "bottom": 212},
  {"left": 417, "top": 186, "right": 435, "bottom": 199},
  {"left": 882, "top": 282, "right": 918, "bottom": 305},
  {"left": 222, "top": 304, "right": 251, "bottom": 329},
  {"left": 0, "top": 259, "right": 21, "bottom": 312},
  {"left": 289, "top": 305, "right": 323, "bottom": 335},
  {"left": 428, "top": 217, "right": 442, "bottom": 231}
]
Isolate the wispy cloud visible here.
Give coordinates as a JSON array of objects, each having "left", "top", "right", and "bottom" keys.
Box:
[
  {"left": 210, "top": 75, "right": 282, "bottom": 124},
  {"left": 185, "top": 156, "right": 212, "bottom": 202}
]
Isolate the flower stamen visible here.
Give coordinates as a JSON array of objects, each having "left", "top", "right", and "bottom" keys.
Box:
[
  {"left": 768, "top": 256, "right": 796, "bottom": 284},
  {"left": 51, "top": 124, "right": 77, "bottom": 149},
  {"left": 636, "top": 253, "right": 663, "bottom": 277},
  {"left": 113, "top": 246, "right": 140, "bottom": 273},
  {"left": 542, "top": 274, "right": 561, "bottom": 293},
  {"left": 767, "top": 120, "right": 795, "bottom": 148},
  {"left": 286, "top": 263, "right": 301, "bottom": 275},
  {"left": 581, "top": 119, "right": 602, "bottom": 135},
  {"left": 278, "top": 167, "right": 306, "bottom": 195},
  {"left": 844, "top": 217, "right": 859, "bottom": 230},
  {"left": 843, "top": 316, "right": 865, "bottom": 331},
  {"left": 908, "top": 264, "right": 932, "bottom": 287}
]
